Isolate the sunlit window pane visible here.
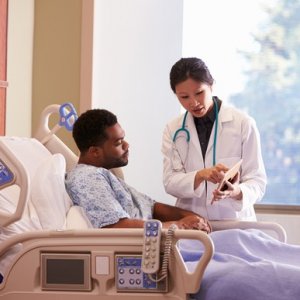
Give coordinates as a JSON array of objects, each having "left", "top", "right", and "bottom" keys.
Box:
[{"left": 183, "top": 0, "right": 300, "bottom": 205}]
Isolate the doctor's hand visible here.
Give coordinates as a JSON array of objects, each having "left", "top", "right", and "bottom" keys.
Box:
[
  {"left": 175, "top": 215, "right": 211, "bottom": 233},
  {"left": 194, "top": 163, "right": 229, "bottom": 189},
  {"left": 211, "top": 172, "right": 242, "bottom": 203}
]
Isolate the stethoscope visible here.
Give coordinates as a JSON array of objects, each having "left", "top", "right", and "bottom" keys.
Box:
[{"left": 172, "top": 97, "right": 219, "bottom": 166}]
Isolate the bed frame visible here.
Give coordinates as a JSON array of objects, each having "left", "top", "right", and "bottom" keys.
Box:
[{"left": 0, "top": 103, "right": 287, "bottom": 300}]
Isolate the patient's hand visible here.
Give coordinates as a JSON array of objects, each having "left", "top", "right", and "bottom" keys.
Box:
[{"left": 176, "top": 215, "right": 211, "bottom": 233}]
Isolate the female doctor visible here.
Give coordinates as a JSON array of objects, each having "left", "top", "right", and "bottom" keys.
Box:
[{"left": 162, "top": 57, "right": 267, "bottom": 221}]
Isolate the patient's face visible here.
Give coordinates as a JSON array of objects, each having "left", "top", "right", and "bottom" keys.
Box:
[{"left": 101, "top": 123, "right": 129, "bottom": 169}]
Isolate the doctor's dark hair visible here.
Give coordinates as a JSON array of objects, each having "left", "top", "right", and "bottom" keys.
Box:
[
  {"left": 170, "top": 57, "right": 214, "bottom": 93},
  {"left": 72, "top": 109, "right": 118, "bottom": 153}
]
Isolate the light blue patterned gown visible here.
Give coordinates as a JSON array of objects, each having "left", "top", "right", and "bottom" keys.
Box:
[{"left": 65, "top": 164, "right": 155, "bottom": 228}]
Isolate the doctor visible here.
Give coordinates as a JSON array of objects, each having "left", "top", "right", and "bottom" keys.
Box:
[{"left": 162, "top": 57, "right": 267, "bottom": 221}]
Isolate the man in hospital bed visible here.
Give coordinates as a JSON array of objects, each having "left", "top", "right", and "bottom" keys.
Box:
[
  {"left": 66, "top": 108, "right": 300, "bottom": 300},
  {"left": 65, "top": 108, "right": 211, "bottom": 232}
]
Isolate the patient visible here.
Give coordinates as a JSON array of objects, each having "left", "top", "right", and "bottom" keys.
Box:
[{"left": 65, "top": 108, "right": 211, "bottom": 233}]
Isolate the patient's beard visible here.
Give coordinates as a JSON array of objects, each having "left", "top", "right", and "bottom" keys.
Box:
[
  {"left": 115, "top": 158, "right": 128, "bottom": 168},
  {"left": 104, "top": 155, "right": 128, "bottom": 169}
]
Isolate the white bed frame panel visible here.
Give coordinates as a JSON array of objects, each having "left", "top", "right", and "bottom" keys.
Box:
[{"left": 0, "top": 228, "right": 213, "bottom": 300}]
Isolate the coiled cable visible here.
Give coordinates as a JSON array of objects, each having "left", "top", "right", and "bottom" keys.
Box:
[{"left": 149, "top": 223, "right": 178, "bottom": 282}]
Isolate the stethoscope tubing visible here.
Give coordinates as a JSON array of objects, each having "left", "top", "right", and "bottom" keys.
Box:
[{"left": 172, "top": 97, "right": 218, "bottom": 166}]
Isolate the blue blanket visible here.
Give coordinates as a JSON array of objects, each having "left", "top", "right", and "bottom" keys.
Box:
[{"left": 178, "top": 229, "right": 300, "bottom": 300}]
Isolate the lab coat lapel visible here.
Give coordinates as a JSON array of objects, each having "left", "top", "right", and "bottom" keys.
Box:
[{"left": 185, "top": 112, "right": 204, "bottom": 167}]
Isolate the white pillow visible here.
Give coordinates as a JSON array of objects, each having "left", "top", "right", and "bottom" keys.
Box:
[
  {"left": 0, "top": 192, "right": 42, "bottom": 278},
  {"left": 66, "top": 206, "right": 93, "bottom": 229},
  {"left": 0, "top": 188, "right": 18, "bottom": 214},
  {"left": 30, "top": 153, "right": 72, "bottom": 230},
  {"left": 0, "top": 185, "right": 41, "bottom": 224}
]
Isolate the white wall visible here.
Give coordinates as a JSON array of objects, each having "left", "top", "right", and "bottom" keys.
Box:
[
  {"left": 91, "top": 0, "right": 183, "bottom": 204},
  {"left": 6, "top": 0, "right": 34, "bottom": 137}
]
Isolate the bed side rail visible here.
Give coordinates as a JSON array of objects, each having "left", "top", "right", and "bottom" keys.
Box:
[{"left": 210, "top": 220, "right": 287, "bottom": 243}]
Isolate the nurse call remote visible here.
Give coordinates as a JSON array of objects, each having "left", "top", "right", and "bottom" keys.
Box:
[{"left": 141, "top": 219, "right": 162, "bottom": 274}]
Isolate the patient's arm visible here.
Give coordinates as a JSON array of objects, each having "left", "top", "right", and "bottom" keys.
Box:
[
  {"left": 102, "top": 217, "right": 183, "bottom": 229},
  {"left": 153, "top": 203, "right": 211, "bottom": 233},
  {"left": 153, "top": 202, "right": 196, "bottom": 221},
  {"left": 103, "top": 218, "right": 145, "bottom": 228},
  {"left": 102, "top": 204, "right": 211, "bottom": 233}
]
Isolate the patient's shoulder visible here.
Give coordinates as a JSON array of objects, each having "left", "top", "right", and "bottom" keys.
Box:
[
  {"left": 66, "top": 164, "right": 118, "bottom": 187},
  {"left": 67, "top": 163, "right": 104, "bottom": 177}
]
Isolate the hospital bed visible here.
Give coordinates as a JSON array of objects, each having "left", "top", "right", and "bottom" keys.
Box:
[{"left": 0, "top": 103, "right": 287, "bottom": 300}]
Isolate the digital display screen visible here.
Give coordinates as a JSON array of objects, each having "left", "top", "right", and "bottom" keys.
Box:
[
  {"left": 46, "top": 259, "right": 84, "bottom": 284},
  {"left": 41, "top": 253, "right": 91, "bottom": 291}
]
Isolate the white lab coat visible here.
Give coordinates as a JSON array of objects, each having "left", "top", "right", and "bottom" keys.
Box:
[{"left": 162, "top": 104, "right": 267, "bottom": 221}]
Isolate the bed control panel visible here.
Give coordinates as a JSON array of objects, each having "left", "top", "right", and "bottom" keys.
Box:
[
  {"left": 115, "top": 255, "right": 167, "bottom": 293},
  {"left": 0, "top": 159, "right": 15, "bottom": 188}
]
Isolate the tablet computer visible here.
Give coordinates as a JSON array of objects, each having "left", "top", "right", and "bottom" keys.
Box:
[{"left": 217, "top": 159, "right": 243, "bottom": 192}]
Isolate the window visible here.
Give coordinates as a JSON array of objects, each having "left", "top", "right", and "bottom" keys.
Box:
[{"left": 183, "top": 0, "right": 300, "bottom": 205}]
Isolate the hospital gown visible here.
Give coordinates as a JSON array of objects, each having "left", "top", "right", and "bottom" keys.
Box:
[{"left": 65, "top": 164, "right": 155, "bottom": 228}]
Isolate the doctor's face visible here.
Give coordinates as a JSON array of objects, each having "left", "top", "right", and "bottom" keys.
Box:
[{"left": 175, "top": 78, "right": 214, "bottom": 118}]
